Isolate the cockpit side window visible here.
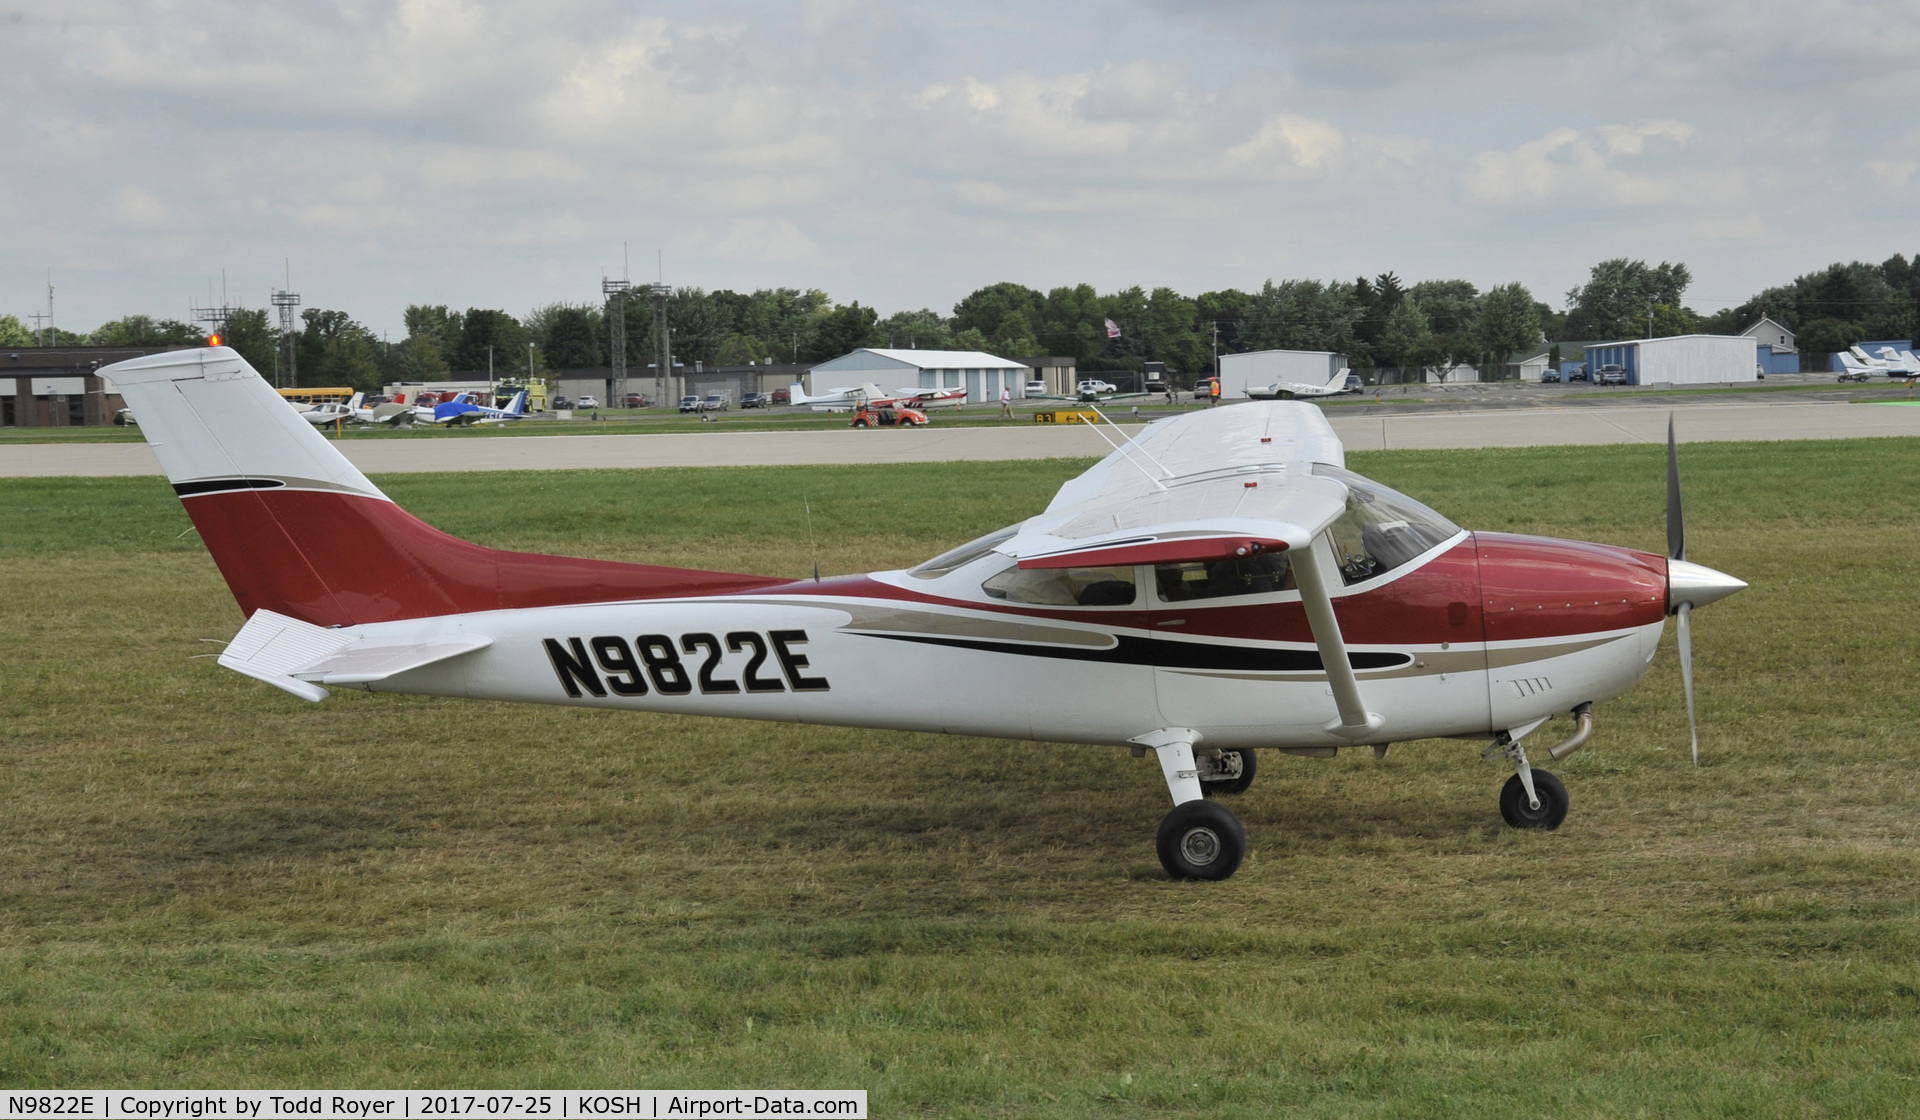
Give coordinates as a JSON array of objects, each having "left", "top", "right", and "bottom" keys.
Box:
[
  {"left": 908, "top": 524, "right": 1019, "bottom": 579},
  {"left": 1312, "top": 465, "right": 1461, "bottom": 586},
  {"left": 982, "top": 564, "right": 1138, "bottom": 606},
  {"left": 1153, "top": 553, "right": 1294, "bottom": 602}
]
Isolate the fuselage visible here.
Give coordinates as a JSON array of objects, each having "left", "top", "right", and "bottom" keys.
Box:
[{"left": 315, "top": 523, "right": 1671, "bottom": 750}]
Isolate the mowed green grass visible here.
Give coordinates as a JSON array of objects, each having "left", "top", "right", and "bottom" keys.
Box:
[{"left": 2, "top": 442, "right": 1918, "bottom": 1115}]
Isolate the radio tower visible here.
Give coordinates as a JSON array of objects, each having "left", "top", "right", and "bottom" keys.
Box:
[
  {"left": 192, "top": 271, "right": 236, "bottom": 343},
  {"left": 271, "top": 262, "right": 301, "bottom": 388},
  {"left": 649, "top": 281, "right": 672, "bottom": 406},
  {"left": 603, "top": 275, "right": 631, "bottom": 403}
]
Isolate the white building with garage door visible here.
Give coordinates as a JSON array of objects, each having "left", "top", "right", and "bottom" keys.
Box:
[
  {"left": 1582, "top": 335, "right": 1759, "bottom": 386},
  {"left": 807, "top": 349, "right": 1032, "bottom": 403}
]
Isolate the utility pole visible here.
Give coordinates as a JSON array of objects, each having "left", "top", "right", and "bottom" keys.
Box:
[
  {"left": 604, "top": 275, "right": 631, "bottom": 404},
  {"left": 28, "top": 311, "right": 49, "bottom": 347},
  {"left": 1647, "top": 298, "right": 1655, "bottom": 340},
  {"left": 46, "top": 271, "right": 55, "bottom": 346}
]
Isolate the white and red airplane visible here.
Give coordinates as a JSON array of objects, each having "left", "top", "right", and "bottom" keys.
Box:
[{"left": 105, "top": 346, "right": 1745, "bottom": 881}]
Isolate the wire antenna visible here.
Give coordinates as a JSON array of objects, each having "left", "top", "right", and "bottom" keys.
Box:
[{"left": 804, "top": 496, "right": 821, "bottom": 582}]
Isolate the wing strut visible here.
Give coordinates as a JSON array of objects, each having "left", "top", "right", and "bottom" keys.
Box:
[{"left": 1290, "top": 541, "right": 1385, "bottom": 739}]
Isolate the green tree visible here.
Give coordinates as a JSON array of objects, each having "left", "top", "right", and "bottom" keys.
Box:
[
  {"left": 1243, "top": 280, "right": 1365, "bottom": 356},
  {"left": 990, "top": 311, "right": 1041, "bottom": 358},
  {"left": 89, "top": 315, "right": 202, "bottom": 346},
  {"left": 1473, "top": 283, "right": 1544, "bottom": 375},
  {"left": 297, "top": 309, "right": 382, "bottom": 392},
  {"left": 405, "top": 305, "right": 464, "bottom": 355},
  {"left": 1381, "top": 298, "right": 1432, "bottom": 369},
  {"left": 1795, "top": 318, "right": 1862, "bottom": 355},
  {"left": 401, "top": 335, "right": 450, "bottom": 381},
  {"left": 454, "top": 310, "right": 527, "bottom": 374},
  {"left": 1649, "top": 303, "right": 1701, "bottom": 338},
  {"left": 1408, "top": 280, "right": 1481, "bottom": 336},
  {"left": 1036, "top": 283, "right": 1106, "bottom": 362},
  {"left": 952, "top": 282, "right": 1046, "bottom": 337},
  {"left": 803, "top": 302, "right": 883, "bottom": 361},
  {"left": 220, "top": 307, "right": 277, "bottom": 374},
  {"left": 879, "top": 308, "right": 953, "bottom": 350},
  {"left": 542, "top": 306, "right": 603, "bottom": 369},
  {"left": 1564, "top": 259, "right": 1693, "bottom": 339},
  {"left": 0, "top": 314, "right": 36, "bottom": 347}
]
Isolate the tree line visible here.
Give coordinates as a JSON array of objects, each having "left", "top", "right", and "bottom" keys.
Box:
[{"left": 6, "top": 252, "right": 1918, "bottom": 392}]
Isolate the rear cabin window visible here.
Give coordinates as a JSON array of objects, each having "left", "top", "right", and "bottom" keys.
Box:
[
  {"left": 1153, "top": 554, "right": 1295, "bottom": 602},
  {"left": 1312, "top": 465, "right": 1461, "bottom": 585},
  {"left": 982, "top": 564, "right": 1138, "bottom": 606}
]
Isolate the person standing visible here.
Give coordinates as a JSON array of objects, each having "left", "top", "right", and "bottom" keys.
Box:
[
  {"left": 1000, "top": 384, "right": 1013, "bottom": 419},
  {"left": 1209, "top": 377, "right": 1221, "bottom": 407}
]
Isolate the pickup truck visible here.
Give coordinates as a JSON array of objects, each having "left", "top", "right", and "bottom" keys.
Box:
[{"left": 1596, "top": 364, "right": 1628, "bottom": 385}]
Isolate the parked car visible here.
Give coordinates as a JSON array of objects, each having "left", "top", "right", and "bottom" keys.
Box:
[
  {"left": 1838, "top": 370, "right": 1870, "bottom": 383},
  {"left": 678, "top": 395, "right": 701, "bottom": 412},
  {"left": 702, "top": 392, "right": 729, "bottom": 411},
  {"left": 551, "top": 395, "right": 573, "bottom": 410},
  {"left": 1540, "top": 369, "right": 1561, "bottom": 383},
  {"left": 577, "top": 395, "right": 601, "bottom": 408},
  {"left": 851, "top": 404, "right": 928, "bottom": 428},
  {"left": 771, "top": 388, "right": 791, "bottom": 405},
  {"left": 1566, "top": 367, "right": 1590, "bottom": 382},
  {"left": 623, "top": 394, "right": 651, "bottom": 408},
  {"left": 1077, "top": 379, "right": 1119, "bottom": 395},
  {"left": 1024, "top": 380, "right": 1049, "bottom": 396},
  {"left": 1596, "top": 364, "right": 1628, "bottom": 385},
  {"left": 740, "top": 392, "right": 770, "bottom": 408}
]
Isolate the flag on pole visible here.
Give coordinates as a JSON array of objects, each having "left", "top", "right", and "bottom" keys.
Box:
[{"left": 1105, "top": 317, "right": 1121, "bottom": 338}]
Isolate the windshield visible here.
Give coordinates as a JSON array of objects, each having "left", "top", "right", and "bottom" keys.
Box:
[
  {"left": 1312, "top": 465, "right": 1461, "bottom": 585},
  {"left": 908, "top": 525, "right": 1019, "bottom": 579}
]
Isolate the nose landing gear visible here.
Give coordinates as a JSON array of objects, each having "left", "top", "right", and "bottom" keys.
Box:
[{"left": 1487, "top": 731, "right": 1569, "bottom": 829}]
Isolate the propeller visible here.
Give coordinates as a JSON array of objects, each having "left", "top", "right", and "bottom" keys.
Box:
[
  {"left": 1668, "top": 415, "right": 1698, "bottom": 766},
  {"left": 1665, "top": 413, "right": 1747, "bottom": 766}
]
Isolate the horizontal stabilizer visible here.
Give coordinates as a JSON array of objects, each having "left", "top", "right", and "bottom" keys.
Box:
[
  {"left": 293, "top": 637, "right": 494, "bottom": 685},
  {"left": 218, "top": 609, "right": 354, "bottom": 702},
  {"left": 217, "top": 609, "right": 493, "bottom": 699}
]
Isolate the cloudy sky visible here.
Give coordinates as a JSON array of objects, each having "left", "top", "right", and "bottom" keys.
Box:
[{"left": 3, "top": 0, "right": 1916, "bottom": 336}]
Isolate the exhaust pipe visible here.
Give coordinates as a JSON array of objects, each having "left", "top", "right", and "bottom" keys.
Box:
[{"left": 1547, "top": 702, "right": 1595, "bottom": 761}]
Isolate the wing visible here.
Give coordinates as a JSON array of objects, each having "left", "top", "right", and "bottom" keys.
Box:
[{"left": 997, "top": 401, "right": 1383, "bottom": 738}]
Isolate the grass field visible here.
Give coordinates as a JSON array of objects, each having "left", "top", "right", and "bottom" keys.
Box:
[{"left": 3, "top": 441, "right": 1918, "bottom": 1115}]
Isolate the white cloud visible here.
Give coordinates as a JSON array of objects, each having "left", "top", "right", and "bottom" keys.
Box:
[{"left": 1462, "top": 121, "right": 1740, "bottom": 207}]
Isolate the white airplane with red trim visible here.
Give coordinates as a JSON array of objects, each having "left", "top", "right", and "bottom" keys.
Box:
[{"left": 104, "top": 347, "right": 1745, "bottom": 881}]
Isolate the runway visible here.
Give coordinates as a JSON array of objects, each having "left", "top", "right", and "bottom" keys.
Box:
[{"left": 5, "top": 399, "right": 1920, "bottom": 477}]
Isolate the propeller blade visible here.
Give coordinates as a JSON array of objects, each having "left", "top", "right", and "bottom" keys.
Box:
[
  {"left": 1666, "top": 413, "right": 1686, "bottom": 562},
  {"left": 1678, "top": 602, "right": 1699, "bottom": 766}
]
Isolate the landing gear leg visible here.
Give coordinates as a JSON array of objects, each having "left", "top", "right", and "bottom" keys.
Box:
[
  {"left": 1132, "top": 730, "right": 1246, "bottom": 880},
  {"left": 1486, "top": 733, "right": 1569, "bottom": 829}
]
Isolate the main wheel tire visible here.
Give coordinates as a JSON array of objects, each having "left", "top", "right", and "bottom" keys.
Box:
[
  {"left": 852, "top": 419, "right": 869, "bottom": 428},
  {"left": 1499, "top": 770, "right": 1568, "bottom": 829},
  {"left": 1156, "top": 800, "right": 1246, "bottom": 881},
  {"left": 1200, "top": 749, "right": 1257, "bottom": 797}
]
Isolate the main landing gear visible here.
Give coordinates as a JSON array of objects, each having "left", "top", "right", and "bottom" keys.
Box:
[{"left": 1132, "top": 730, "right": 1249, "bottom": 880}]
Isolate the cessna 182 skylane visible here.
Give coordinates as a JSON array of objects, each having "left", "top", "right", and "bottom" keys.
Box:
[{"left": 105, "top": 346, "right": 1746, "bottom": 881}]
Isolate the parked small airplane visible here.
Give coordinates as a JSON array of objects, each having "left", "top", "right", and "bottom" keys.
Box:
[
  {"left": 296, "top": 392, "right": 364, "bottom": 426},
  {"left": 1247, "top": 368, "right": 1363, "bottom": 400},
  {"left": 106, "top": 347, "right": 1745, "bottom": 881},
  {"left": 414, "top": 390, "right": 530, "bottom": 427},
  {"left": 353, "top": 397, "right": 416, "bottom": 426},
  {"left": 789, "top": 382, "right": 887, "bottom": 411}
]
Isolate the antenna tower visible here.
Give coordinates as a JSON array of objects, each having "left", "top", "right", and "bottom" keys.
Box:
[
  {"left": 603, "top": 276, "right": 631, "bottom": 403},
  {"left": 648, "top": 281, "right": 672, "bottom": 405},
  {"left": 192, "top": 273, "right": 236, "bottom": 343},
  {"left": 271, "top": 287, "right": 302, "bottom": 388}
]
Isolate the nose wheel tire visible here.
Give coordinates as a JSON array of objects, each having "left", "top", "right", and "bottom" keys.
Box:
[
  {"left": 1200, "top": 749, "right": 1257, "bottom": 796},
  {"left": 1156, "top": 800, "right": 1246, "bottom": 880},
  {"left": 1499, "top": 769, "right": 1569, "bottom": 829}
]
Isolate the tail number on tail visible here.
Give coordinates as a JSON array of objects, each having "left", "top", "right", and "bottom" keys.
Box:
[{"left": 543, "top": 630, "right": 829, "bottom": 699}]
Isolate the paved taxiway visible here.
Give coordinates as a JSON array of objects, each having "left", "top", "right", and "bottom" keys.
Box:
[{"left": 5, "top": 397, "right": 1920, "bottom": 478}]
